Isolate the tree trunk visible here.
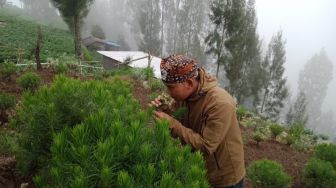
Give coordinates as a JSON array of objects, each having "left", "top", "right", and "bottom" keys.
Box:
[
  {"left": 35, "top": 26, "right": 42, "bottom": 71},
  {"left": 74, "top": 15, "right": 82, "bottom": 59}
]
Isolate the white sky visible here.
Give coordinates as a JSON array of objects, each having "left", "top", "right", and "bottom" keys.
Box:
[{"left": 255, "top": 0, "right": 336, "bottom": 112}]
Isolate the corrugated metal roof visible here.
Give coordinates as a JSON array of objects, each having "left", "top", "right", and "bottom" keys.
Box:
[{"left": 97, "top": 51, "right": 161, "bottom": 79}]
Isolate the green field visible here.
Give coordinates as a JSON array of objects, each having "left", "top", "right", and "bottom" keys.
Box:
[{"left": 0, "top": 8, "right": 74, "bottom": 63}]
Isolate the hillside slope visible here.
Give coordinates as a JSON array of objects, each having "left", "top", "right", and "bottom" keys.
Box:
[{"left": 0, "top": 8, "right": 74, "bottom": 63}]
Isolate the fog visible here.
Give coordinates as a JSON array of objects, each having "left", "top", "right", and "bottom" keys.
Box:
[
  {"left": 5, "top": 0, "right": 336, "bottom": 138},
  {"left": 255, "top": 0, "right": 336, "bottom": 113}
]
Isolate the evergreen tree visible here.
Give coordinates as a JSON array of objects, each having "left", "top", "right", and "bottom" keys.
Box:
[
  {"left": 236, "top": 0, "right": 264, "bottom": 106},
  {"left": 175, "top": 0, "right": 207, "bottom": 64},
  {"left": 205, "top": 0, "right": 231, "bottom": 78},
  {"left": 133, "top": 0, "right": 161, "bottom": 56},
  {"left": 260, "top": 31, "right": 288, "bottom": 121},
  {"left": 51, "top": 0, "right": 94, "bottom": 58},
  {"left": 298, "top": 49, "right": 333, "bottom": 129},
  {"left": 206, "top": 0, "right": 263, "bottom": 104},
  {"left": 164, "top": 0, "right": 178, "bottom": 55},
  {"left": 286, "top": 91, "right": 308, "bottom": 126}
]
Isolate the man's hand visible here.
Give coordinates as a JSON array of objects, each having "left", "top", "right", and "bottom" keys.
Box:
[
  {"left": 150, "top": 96, "right": 162, "bottom": 108},
  {"left": 154, "top": 111, "right": 177, "bottom": 129}
]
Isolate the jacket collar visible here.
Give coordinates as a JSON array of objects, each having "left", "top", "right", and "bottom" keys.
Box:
[{"left": 187, "top": 68, "right": 218, "bottom": 101}]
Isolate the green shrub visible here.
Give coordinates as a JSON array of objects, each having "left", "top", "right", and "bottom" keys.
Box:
[
  {"left": 17, "top": 76, "right": 210, "bottom": 187},
  {"left": 0, "top": 92, "right": 16, "bottom": 125},
  {"left": 54, "top": 62, "right": 68, "bottom": 74},
  {"left": 144, "top": 67, "right": 154, "bottom": 81},
  {"left": 247, "top": 159, "right": 292, "bottom": 188},
  {"left": 0, "top": 62, "right": 17, "bottom": 81},
  {"left": 17, "top": 72, "right": 41, "bottom": 91},
  {"left": 0, "top": 129, "right": 17, "bottom": 155},
  {"left": 285, "top": 134, "right": 295, "bottom": 145},
  {"left": 313, "top": 143, "right": 336, "bottom": 169},
  {"left": 13, "top": 75, "right": 125, "bottom": 174},
  {"left": 302, "top": 158, "right": 336, "bottom": 188},
  {"left": 0, "top": 92, "right": 16, "bottom": 112},
  {"left": 252, "top": 131, "right": 266, "bottom": 146},
  {"left": 270, "top": 124, "right": 284, "bottom": 138},
  {"left": 289, "top": 122, "right": 305, "bottom": 139},
  {"left": 13, "top": 75, "right": 209, "bottom": 187},
  {"left": 236, "top": 106, "right": 247, "bottom": 121}
]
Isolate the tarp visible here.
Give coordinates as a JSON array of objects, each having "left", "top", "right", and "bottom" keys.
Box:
[{"left": 97, "top": 51, "right": 161, "bottom": 79}]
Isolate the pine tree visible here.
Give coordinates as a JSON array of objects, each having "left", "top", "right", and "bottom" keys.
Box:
[
  {"left": 164, "top": 0, "right": 177, "bottom": 55},
  {"left": 286, "top": 91, "right": 308, "bottom": 126},
  {"left": 134, "top": 0, "right": 161, "bottom": 56},
  {"left": 205, "top": 0, "right": 231, "bottom": 78},
  {"left": 206, "top": 0, "right": 263, "bottom": 104},
  {"left": 298, "top": 49, "right": 333, "bottom": 129},
  {"left": 260, "top": 31, "right": 288, "bottom": 121},
  {"left": 236, "top": 0, "right": 264, "bottom": 107},
  {"left": 51, "top": 0, "right": 94, "bottom": 58},
  {"left": 175, "top": 0, "right": 207, "bottom": 63}
]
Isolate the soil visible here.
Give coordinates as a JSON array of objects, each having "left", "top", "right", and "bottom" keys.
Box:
[
  {"left": 0, "top": 68, "right": 310, "bottom": 188},
  {"left": 241, "top": 126, "right": 310, "bottom": 188}
]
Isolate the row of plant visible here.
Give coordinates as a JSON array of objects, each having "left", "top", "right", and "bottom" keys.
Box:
[
  {"left": 0, "top": 10, "right": 74, "bottom": 62},
  {"left": 4, "top": 74, "right": 209, "bottom": 187},
  {"left": 237, "top": 106, "right": 327, "bottom": 151}
]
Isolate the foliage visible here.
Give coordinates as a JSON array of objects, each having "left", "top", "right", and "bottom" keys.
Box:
[
  {"left": 236, "top": 106, "right": 248, "bottom": 121},
  {"left": 0, "top": 92, "right": 15, "bottom": 111},
  {"left": 13, "top": 75, "right": 123, "bottom": 174},
  {"left": 286, "top": 91, "right": 308, "bottom": 126},
  {"left": 298, "top": 49, "right": 333, "bottom": 129},
  {"left": 270, "top": 124, "right": 284, "bottom": 138},
  {"left": 252, "top": 131, "right": 266, "bottom": 146},
  {"left": 51, "top": 0, "right": 94, "bottom": 57},
  {"left": 0, "top": 11, "right": 74, "bottom": 62},
  {"left": 260, "top": 31, "right": 288, "bottom": 121},
  {"left": 133, "top": 0, "right": 161, "bottom": 56},
  {"left": 91, "top": 24, "right": 106, "bottom": 39},
  {"left": 247, "top": 159, "right": 292, "bottom": 188},
  {"left": 53, "top": 62, "right": 68, "bottom": 74},
  {"left": 0, "top": 61, "right": 17, "bottom": 81},
  {"left": 288, "top": 123, "right": 305, "bottom": 140},
  {"left": 206, "top": 0, "right": 263, "bottom": 106},
  {"left": 313, "top": 143, "right": 336, "bottom": 169},
  {"left": 302, "top": 158, "right": 336, "bottom": 188},
  {"left": 0, "top": 129, "right": 17, "bottom": 155},
  {"left": 0, "top": 92, "right": 16, "bottom": 125},
  {"left": 17, "top": 72, "right": 41, "bottom": 91},
  {"left": 12, "top": 75, "right": 210, "bottom": 186},
  {"left": 82, "top": 46, "right": 93, "bottom": 62}
]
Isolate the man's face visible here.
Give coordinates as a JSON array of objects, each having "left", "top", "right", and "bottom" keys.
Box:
[{"left": 165, "top": 82, "right": 191, "bottom": 101}]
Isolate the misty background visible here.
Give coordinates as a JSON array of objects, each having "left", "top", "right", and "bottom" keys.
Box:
[{"left": 4, "top": 0, "right": 336, "bottom": 140}]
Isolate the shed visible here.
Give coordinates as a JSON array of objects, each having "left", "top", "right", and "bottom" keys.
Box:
[{"left": 97, "top": 51, "right": 161, "bottom": 79}]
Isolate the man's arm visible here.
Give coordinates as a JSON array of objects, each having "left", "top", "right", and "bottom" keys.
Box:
[{"left": 170, "top": 102, "right": 235, "bottom": 156}]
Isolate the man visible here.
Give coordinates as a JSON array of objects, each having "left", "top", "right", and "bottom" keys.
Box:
[{"left": 152, "top": 54, "right": 245, "bottom": 188}]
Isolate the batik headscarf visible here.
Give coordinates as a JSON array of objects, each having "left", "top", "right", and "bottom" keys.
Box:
[{"left": 160, "top": 54, "right": 198, "bottom": 84}]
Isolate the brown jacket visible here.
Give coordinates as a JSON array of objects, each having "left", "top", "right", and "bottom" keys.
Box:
[{"left": 170, "top": 69, "right": 245, "bottom": 187}]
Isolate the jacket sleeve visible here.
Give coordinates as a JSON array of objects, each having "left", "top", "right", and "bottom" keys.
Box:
[{"left": 170, "top": 102, "right": 235, "bottom": 156}]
